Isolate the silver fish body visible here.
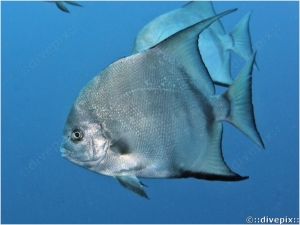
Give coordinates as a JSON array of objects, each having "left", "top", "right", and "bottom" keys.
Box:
[
  {"left": 61, "top": 9, "right": 264, "bottom": 198},
  {"left": 64, "top": 50, "right": 226, "bottom": 177}
]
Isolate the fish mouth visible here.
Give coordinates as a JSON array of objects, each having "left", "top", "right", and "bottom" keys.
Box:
[
  {"left": 60, "top": 147, "right": 98, "bottom": 166},
  {"left": 60, "top": 147, "right": 72, "bottom": 157}
]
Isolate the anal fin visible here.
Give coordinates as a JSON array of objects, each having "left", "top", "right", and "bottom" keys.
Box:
[
  {"left": 181, "top": 122, "right": 247, "bottom": 181},
  {"left": 180, "top": 170, "right": 248, "bottom": 181}
]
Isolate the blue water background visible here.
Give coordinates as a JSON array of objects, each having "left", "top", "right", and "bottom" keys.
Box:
[{"left": 2, "top": 1, "right": 299, "bottom": 224}]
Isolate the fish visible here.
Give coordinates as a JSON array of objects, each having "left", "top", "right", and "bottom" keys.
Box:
[
  {"left": 132, "top": 1, "right": 257, "bottom": 86},
  {"left": 60, "top": 8, "right": 264, "bottom": 199},
  {"left": 52, "top": 1, "right": 82, "bottom": 13}
]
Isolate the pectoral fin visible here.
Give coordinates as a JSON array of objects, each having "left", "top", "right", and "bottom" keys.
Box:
[
  {"left": 109, "top": 132, "right": 138, "bottom": 155},
  {"left": 110, "top": 137, "right": 132, "bottom": 155},
  {"left": 114, "top": 175, "right": 149, "bottom": 199}
]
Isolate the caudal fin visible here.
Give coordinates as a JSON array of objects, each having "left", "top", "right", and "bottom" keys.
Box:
[
  {"left": 222, "top": 52, "right": 264, "bottom": 148},
  {"left": 230, "top": 11, "right": 259, "bottom": 70}
]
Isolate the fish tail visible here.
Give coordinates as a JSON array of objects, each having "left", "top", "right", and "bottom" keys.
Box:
[
  {"left": 222, "top": 52, "right": 264, "bottom": 148},
  {"left": 230, "top": 11, "right": 259, "bottom": 70}
]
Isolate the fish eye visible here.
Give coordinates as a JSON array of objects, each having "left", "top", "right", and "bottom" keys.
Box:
[{"left": 71, "top": 129, "right": 84, "bottom": 141}]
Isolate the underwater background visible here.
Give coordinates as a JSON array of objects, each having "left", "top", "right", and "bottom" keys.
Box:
[{"left": 2, "top": 1, "right": 299, "bottom": 224}]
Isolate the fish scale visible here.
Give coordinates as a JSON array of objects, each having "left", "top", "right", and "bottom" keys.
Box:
[{"left": 76, "top": 49, "right": 208, "bottom": 177}]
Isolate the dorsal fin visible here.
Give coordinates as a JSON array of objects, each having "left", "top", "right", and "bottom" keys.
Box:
[
  {"left": 183, "top": 1, "right": 217, "bottom": 17},
  {"left": 154, "top": 8, "right": 237, "bottom": 95}
]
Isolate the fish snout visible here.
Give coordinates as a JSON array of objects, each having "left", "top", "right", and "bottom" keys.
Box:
[{"left": 60, "top": 147, "right": 71, "bottom": 157}]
